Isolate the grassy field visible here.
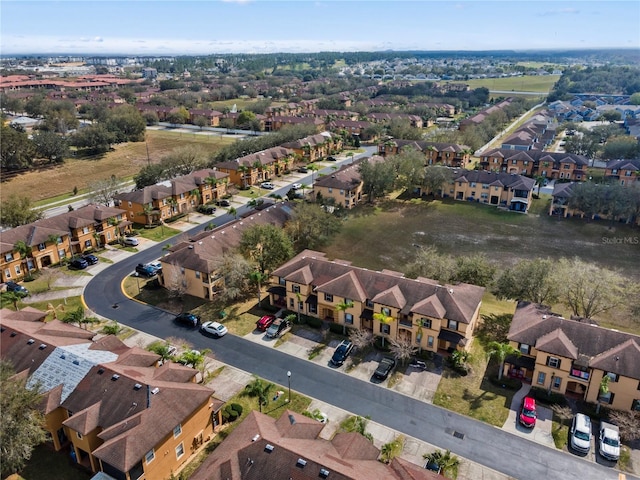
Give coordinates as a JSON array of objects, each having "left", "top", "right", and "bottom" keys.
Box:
[
  {"left": 323, "top": 198, "right": 640, "bottom": 331},
  {"left": 1, "top": 130, "right": 235, "bottom": 204},
  {"left": 456, "top": 75, "right": 560, "bottom": 93}
]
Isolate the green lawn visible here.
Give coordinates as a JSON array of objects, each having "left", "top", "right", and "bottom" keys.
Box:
[{"left": 455, "top": 75, "right": 561, "bottom": 93}]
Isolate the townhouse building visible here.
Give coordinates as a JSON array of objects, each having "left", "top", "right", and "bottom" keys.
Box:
[
  {"left": 216, "top": 147, "right": 294, "bottom": 189},
  {"left": 458, "top": 98, "right": 513, "bottom": 131},
  {"left": 505, "top": 302, "right": 640, "bottom": 412},
  {"left": 378, "top": 139, "right": 473, "bottom": 168},
  {"left": 0, "top": 310, "right": 224, "bottom": 479},
  {"left": 442, "top": 170, "right": 535, "bottom": 213},
  {"left": 114, "top": 169, "right": 229, "bottom": 226},
  {"left": 304, "top": 109, "right": 359, "bottom": 122},
  {"left": 264, "top": 116, "right": 325, "bottom": 132},
  {"left": 281, "top": 131, "right": 341, "bottom": 163},
  {"left": 191, "top": 409, "right": 440, "bottom": 480},
  {"left": 479, "top": 148, "right": 589, "bottom": 181},
  {"left": 312, "top": 156, "right": 386, "bottom": 209},
  {"left": 365, "top": 112, "right": 424, "bottom": 128},
  {"left": 158, "top": 204, "right": 291, "bottom": 300},
  {"left": 604, "top": 159, "right": 640, "bottom": 186},
  {"left": 188, "top": 108, "right": 223, "bottom": 127},
  {"left": 267, "top": 250, "right": 485, "bottom": 354},
  {"left": 1, "top": 204, "right": 129, "bottom": 283},
  {"left": 328, "top": 120, "right": 374, "bottom": 139}
]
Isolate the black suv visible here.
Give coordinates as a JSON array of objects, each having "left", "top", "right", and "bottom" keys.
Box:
[
  {"left": 330, "top": 340, "right": 354, "bottom": 367},
  {"left": 174, "top": 313, "right": 201, "bottom": 328},
  {"left": 4, "top": 281, "right": 29, "bottom": 296}
]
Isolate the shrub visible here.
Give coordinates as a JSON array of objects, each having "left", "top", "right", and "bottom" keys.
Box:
[
  {"left": 230, "top": 403, "right": 243, "bottom": 416},
  {"left": 329, "top": 323, "right": 346, "bottom": 335},
  {"left": 374, "top": 337, "right": 391, "bottom": 352},
  {"left": 528, "top": 386, "right": 567, "bottom": 406},
  {"left": 305, "top": 317, "right": 323, "bottom": 329}
]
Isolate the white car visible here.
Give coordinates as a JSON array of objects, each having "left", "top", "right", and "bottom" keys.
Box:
[
  {"left": 291, "top": 183, "right": 302, "bottom": 190},
  {"left": 123, "top": 237, "right": 139, "bottom": 246},
  {"left": 200, "top": 321, "right": 228, "bottom": 338},
  {"left": 260, "top": 182, "right": 275, "bottom": 190}
]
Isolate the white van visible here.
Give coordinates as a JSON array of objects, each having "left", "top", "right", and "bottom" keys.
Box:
[{"left": 570, "top": 413, "right": 592, "bottom": 453}]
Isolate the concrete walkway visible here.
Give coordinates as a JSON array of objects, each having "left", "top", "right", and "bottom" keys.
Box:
[{"left": 502, "top": 383, "right": 555, "bottom": 449}]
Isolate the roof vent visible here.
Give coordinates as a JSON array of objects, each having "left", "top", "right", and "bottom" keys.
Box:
[
  {"left": 10, "top": 332, "right": 17, "bottom": 337},
  {"left": 288, "top": 414, "right": 296, "bottom": 425},
  {"left": 188, "top": 245, "right": 194, "bottom": 249},
  {"left": 198, "top": 241, "right": 202, "bottom": 245},
  {"left": 134, "top": 383, "right": 142, "bottom": 390},
  {"left": 111, "top": 374, "right": 120, "bottom": 381},
  {"left": 73, "top": 360, "right": 80, "bottom": 366},
  {"left": 542, "top": 315, "right": 547, "bottom": 319},
  {"left": 264, "top": 444, "right": 274, "bottom": 452},
  {"left": 27, "top": 339, "right": 35, "bottom": 345},
  {"left": 151, "top": 387, "right": 160, "bottom": 395},
  {"left": 251, "top": 434, "right": 260, "bottom": 442},
  {"left": 97, "top": 368, "right": 104, "bottom": 374},
  {"left": 319, "top": 468, "right": 330, "bottom": 478},
  {"left": 296, "top": 458, "right": 307, "bottom": 468},
  {"left": 60, "top": 354, "right": 66, "bottom": 359},
  {"left": 448, "top": 289, "right": 454, "bottom": 294},
  {"left": 39, "top": 344, "right": 47, "bottom": 350}
]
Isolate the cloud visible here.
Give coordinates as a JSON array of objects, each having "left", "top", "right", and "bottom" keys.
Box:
[{"left": 539, "top": 8, "right": 580, "bottom": 16}]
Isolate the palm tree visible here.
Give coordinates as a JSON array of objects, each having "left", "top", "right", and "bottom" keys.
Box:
[
  {"left": 148, "top": 342, "right": 176, "bottom": 363},
  {"left": 244, "top": 376, "right": 274, "bottom": 413},
  {"left": 142, "top": 204, "right": 154, "bottom": 227},
  {"left": 423, "top": 449, "right": 460, "bottom": 478},
  {"left": 2, "top": 291, "right": 23, "bottom": 311},
  {"left": 249, "top": 270, "right": 267, "bottom": 308},
  {"left": 335, "top": 300, "right": 354, "bottom": 335},
  {"left": 46, "top": 302, "right": 66, "bottom": 320},
  {"left": 13, "top": 240, "right": 31, "bottom": 280},
  {"left": 486, "top": 341, "right": 520, "bottom": 380},
  {"left": 237, "top": 165, "right": 249, "bottom": 189},
  {"left": 307, "top": 164, "right": 320, "bottom": 186},
  {"left": 228, "top": 207, "right": 238, "bottom": 219}
]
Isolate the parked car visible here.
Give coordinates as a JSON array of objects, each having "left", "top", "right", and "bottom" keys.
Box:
[
  {"left": 297, "top": 166, "right": 308, "bottom": 173},
  {"left": 260, "top": 182, "right": 275, "bottom": 190},
  {"left": 4, "top": 281, "right": 29, "bottom": 296},
  {"left": 519, "top": 396, "right": 537, "bottom": 428},
  {"left": 174, "top": 312, "right": 201, "bottom": 328},
  {"left": 69, "top": 257, "right": 89, "bottom": 270},
  {"left": 256, "top": 315, "right": 276, "bottom": 331},
  {"left": 424, "top": 460, "right": 441, "bottom": 473},
  {"left": 135, "top": 263, "right": 158, "bottom": 277},
  {"left": 599, "top": 421, "right": 620, "bottom": 461},
  {"left": 265, "top": 318, "right": 292, "bottom": 338},
  {"left": 82, "top": 253, "right": 99, "bottom": 265},
  {"left": 327, "top": 156, "right": 337, "bottom": 161},
  {"left": 148, "top": 261, "right": 162, "bottom": 271},
  {"left": 373, "top": 357, "right": 396, "bottom": 380},
  {"left": 570, "top": 413, "right": 592, "bottom": 454},
  {"left": 330, "top": 340, "right": 354, "bottom": 367},
  {"left": 291, "top": 183, "right": 302, "bottom": 190},
  {"left": 197, "top": 204, "right": 217, "bottom": 214},
  {"left": 216, "top": 199, "right": 231, "bottom": 207},
  {"left": 200, "top": 320, "right": 228, "bottom": 338},
  {"left": 123, "top": 237, "right": 139, "bottom": 246}
]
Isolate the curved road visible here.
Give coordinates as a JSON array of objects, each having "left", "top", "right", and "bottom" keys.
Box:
[{"left": 84, "top": 148, "right": 629, "bottom": 480}]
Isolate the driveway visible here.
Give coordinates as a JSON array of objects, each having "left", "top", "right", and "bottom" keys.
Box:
[{"left": 503, "top": 384, "right": 555, "bottom": 449}]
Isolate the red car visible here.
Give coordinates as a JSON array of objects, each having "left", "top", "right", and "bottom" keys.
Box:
[
  {"left": 519, "top": 396, "right": 537, "bottom": 428},
  {"left": 256, "top": 315, "right": 276, "bottom": 331}
]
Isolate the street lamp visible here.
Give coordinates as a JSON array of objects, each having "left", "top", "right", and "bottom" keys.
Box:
[{"left": 287, "top": 371, "right": 291, "bottom": 403}]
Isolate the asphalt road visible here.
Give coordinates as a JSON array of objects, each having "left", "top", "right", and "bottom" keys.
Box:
[{"left": 83, "top": 147, "right": 630, "bottom": 480}]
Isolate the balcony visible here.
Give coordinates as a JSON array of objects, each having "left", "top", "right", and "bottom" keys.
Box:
[{"left": 399, "top": 318, "right": 413, "bottom": 328}]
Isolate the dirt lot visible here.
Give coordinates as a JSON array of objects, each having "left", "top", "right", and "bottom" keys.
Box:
[{"left": 1, "top": 130, "right": 235, "bottom": 203}]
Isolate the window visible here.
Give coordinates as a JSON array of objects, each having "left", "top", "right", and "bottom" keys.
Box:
[
  {"left": 427, "top": 336, "right": 434, "bottom": 348},
  {"left": 14, "top": 265, "right": 21, "bottom": 275},
  {"left": 289, "top": 298, "right": 294, "bottom": 308},
  {"left": 58, "top": 249, "right": 65, "bottom": 258},
  {"left": 420, "top": 318, "right": 432, "bottom": 329},
  {"left": 365, "top": 299, "right": 373, "bottom": 308},
  {"left": 382, "top": 307, "right": 391, "bottom": 317},
  {"left": 482, "top": 184, "right": 489, "bottom": 190},
  {"left": 175, "top": 443, "right": 184, "bottom": 459},
  {"left": 340, "top": 190, "right": 344, "bottom": 195},
  {"left": 345, "top": 313, "right": 353, "bottom": 324},
  {"left": 553, "top": 376, "right": 562, "bottom": 389},
  {"left": 632, "top": 399, "right": 640, "bottom": 411},
  {"left": 519, "top": 343, "right": 531, "bottom": 355},
  {"left": 5, "top": 253, "right": 13, "bottom": 261},
  {"left": 546, "top": 356, "right": 560, "bottom": 368},
  {"left": 292, "top": 285, "right": 300, "bottom": 294},
  {"left": 84, "top": 240, "right": 92, "bottom": 248},
  {"left": 180, "top": 267, "right": 185, "bottom": 274},
  {"left": 470, "top": 182, "right": 476, "bottom": 187},
  {"left": 328, "top": 188, "right": 333, "bottom": 193},
  {"left": 448, "top": 320, "right": 458, "bottom": 331},
  {"left": 605, "top": 372, "right": 619, "bottom": 382},
  {"left": 128, "top": 201, "right": 132, "bottom": 208},
  {"left": 82, "top": 227, "right": 90, "bottom": 234},
  {"left": 324, "top": 293, "right": 333, "bottom": 302},
  {"left": 380, "top": 323, "right": 390, "bottom": 335},
  {"left": 537, "top": 372, "right": 546, "bottom": 385},
  {"left": 4, "top": 269, "right": 10, "bottom": 279},
  {"left": 279, "top": 277, "right": 286, "bottom": 286},
  {"left": 76, "top": 432, "right": 83, "bottom": 439},
  {"left": 106, "top": 232, "right": 111, "bottom": 240},
  {"left": 598, "top": 391, "right": 615, "bottom": 405},
  {"left": 38, "top": 243, "right": 46, "bottom": 251},
  {"left": 145, "top": 449, "right": 155, "bottom": 464},
  {"left": 173, "top": 424, "right": 182, "bottom": 438},
  {"left": 195, "top": 271, "right": 201, "bottom": 279}
]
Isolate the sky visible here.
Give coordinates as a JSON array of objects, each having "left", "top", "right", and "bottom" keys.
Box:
[{"left": 1, "top": 0, "right": 639, "bottom": 55}]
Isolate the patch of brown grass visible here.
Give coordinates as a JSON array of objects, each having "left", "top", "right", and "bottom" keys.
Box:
[{"left": 1, "top": 130, "right": 235, "bottom": 203}]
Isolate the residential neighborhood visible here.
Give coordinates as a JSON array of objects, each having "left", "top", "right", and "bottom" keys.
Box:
[{"left": 1, "top": 39, "right": 640, "bottom": 480}]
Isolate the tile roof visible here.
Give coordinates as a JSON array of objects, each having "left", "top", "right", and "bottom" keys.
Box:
[
  {"left": 452, "top": 169, "right": 535, "bottom": 191},
  {"left": 190, "top": 410, "right": 440, "bottom": 480},
  {"left": 508, "top": 302, "right": 640, "bottom": 380},
  {"left": 272, "top": 250, "right": 484, "bottom": 325}
]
